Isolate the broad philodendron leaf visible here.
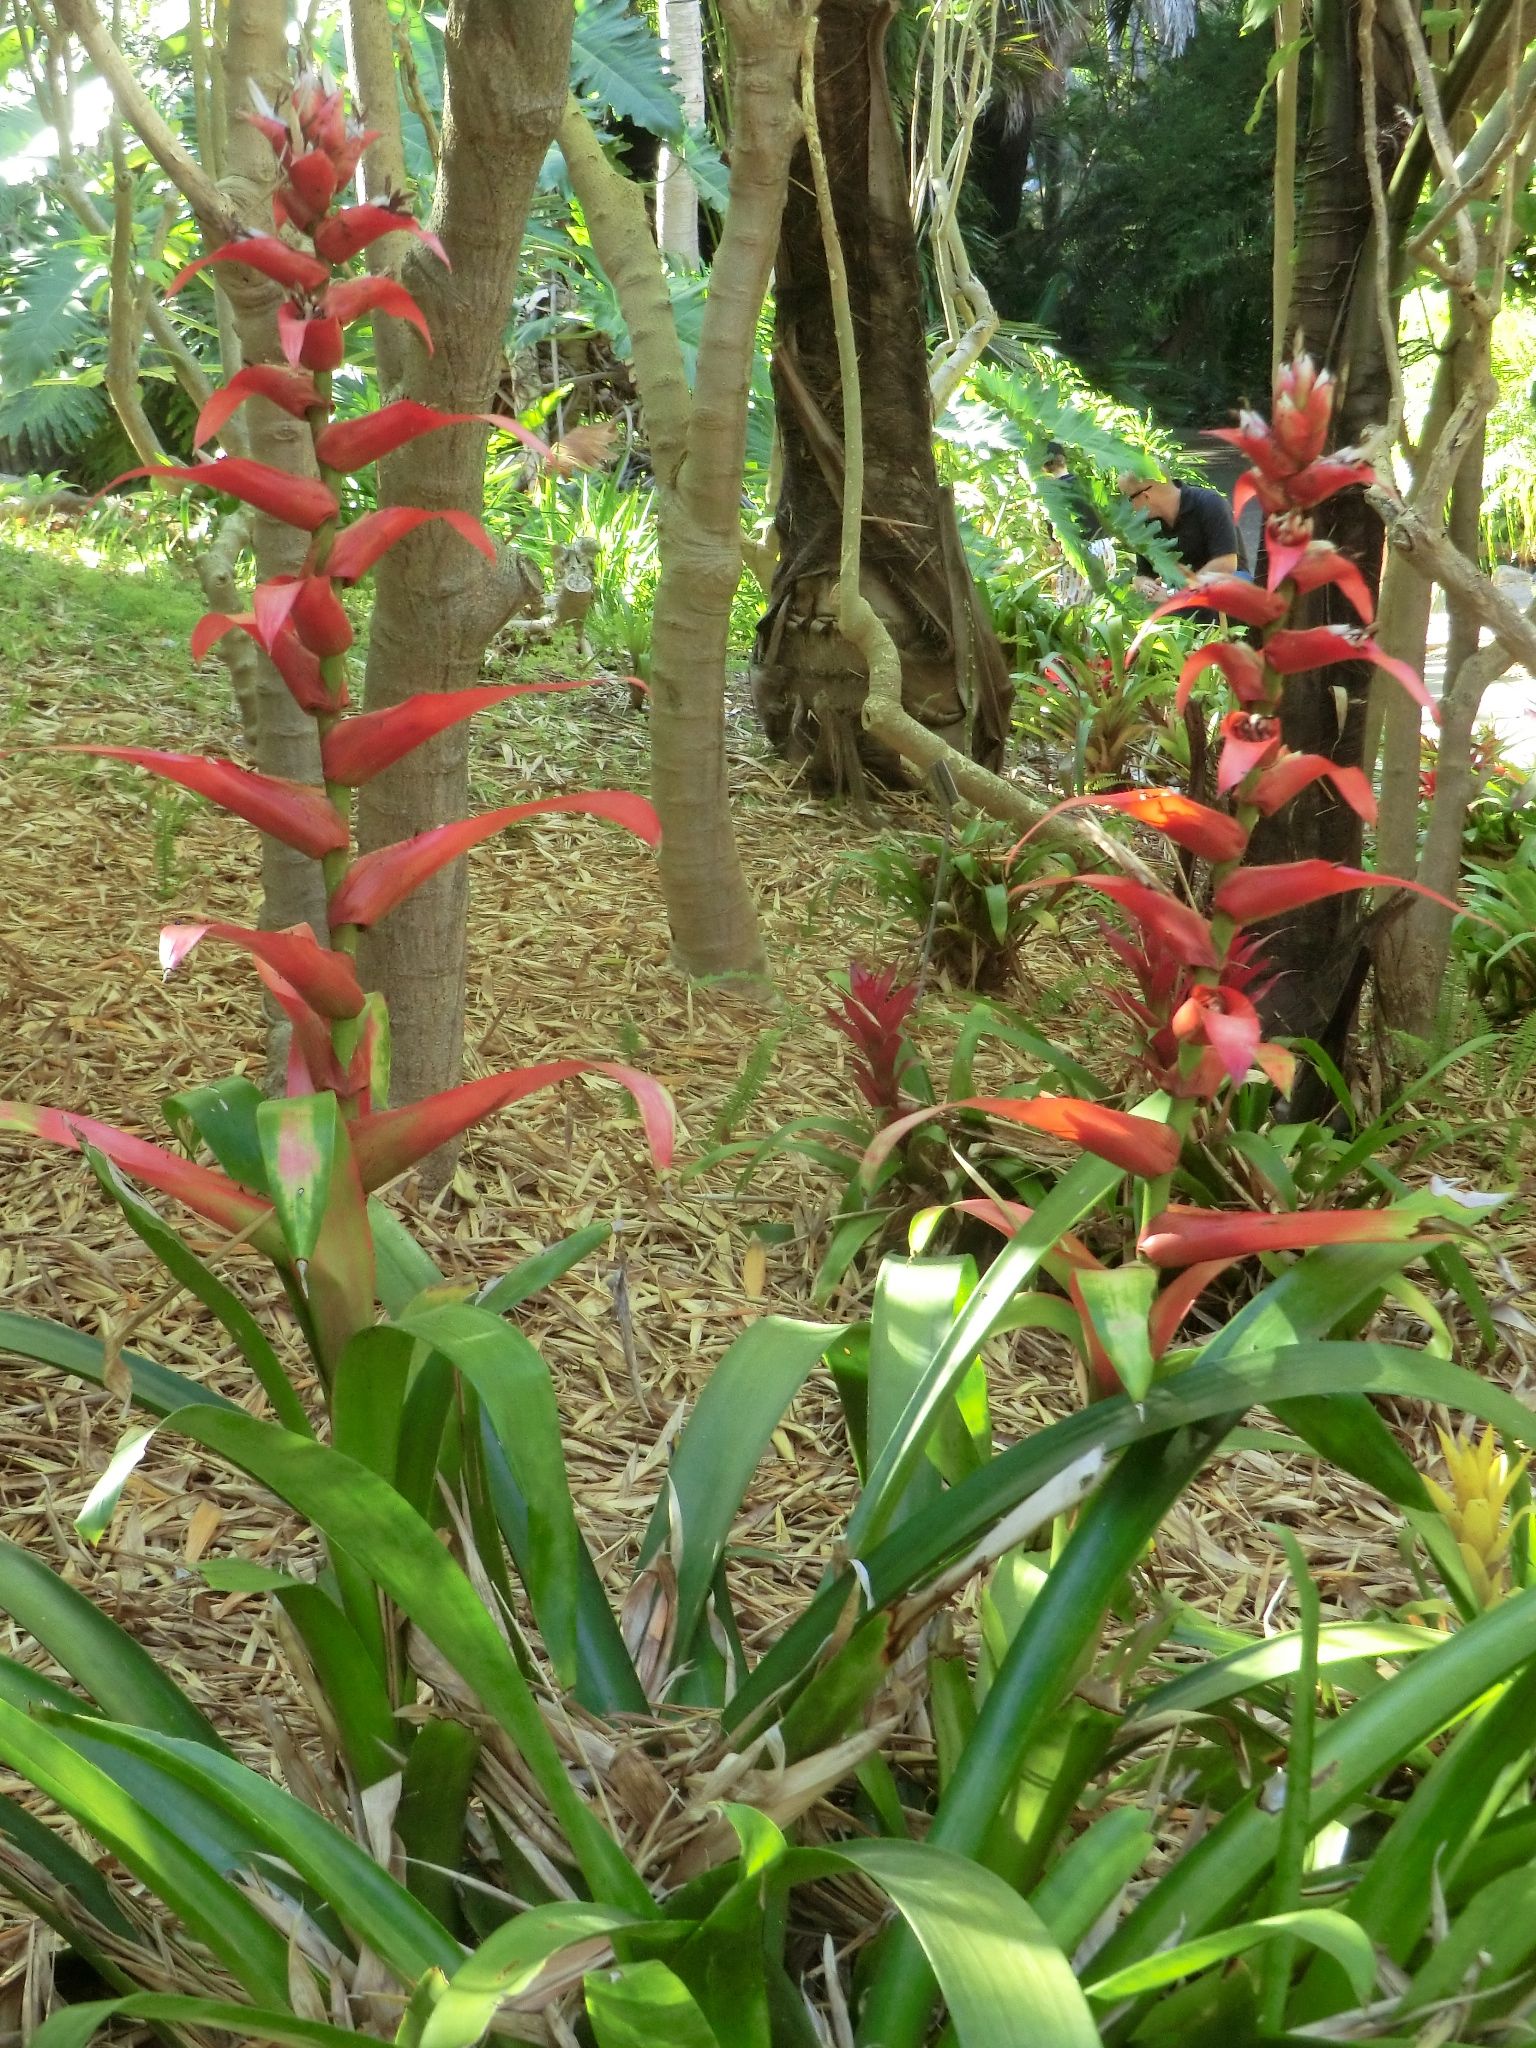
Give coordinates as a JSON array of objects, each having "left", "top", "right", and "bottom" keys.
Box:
[{"left": 570, "top": 0, "right": 684, "bottom": 135}]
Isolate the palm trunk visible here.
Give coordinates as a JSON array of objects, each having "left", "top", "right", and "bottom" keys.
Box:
[
  {"left": 750, "top": 0, "right": 1012, "bottom": 795},
  {"left": 350, "top": 0, "right": 571, "bottom": 1118}
]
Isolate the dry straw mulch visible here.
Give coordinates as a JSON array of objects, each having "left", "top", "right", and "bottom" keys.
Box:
[{"left": 3, "top": 534, "right": 1536, "bottom": 1990}]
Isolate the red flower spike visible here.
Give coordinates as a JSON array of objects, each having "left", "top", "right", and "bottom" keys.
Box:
[
  {"left": 326, "top": 507, "right": 494, "bottom": 582},
  {"left": 1216, "top": 712, "right": 1284, "bottom": 795},
  {"left": 161, "top": 921, "right": 365, "bottom": 1019},
  {"left": 1214, "top": 861, "right": 1464, "bottom": 927},
  {"left": 166, "top": 235, "right": 331, "bottom": 299},
  {"left": 862, "top": 1095, "right": 1182, "bottom": 1182},
  {"left": 1032, "top": 789, "right": 1248, "bottom": 864},
  {"left": 314, "top": 402, "right": 547, "bottom": 475},
  {"left": 1177, "top": 640, "right": 1269, "bottom": 715},
  {"left": 99, "top": 459, "right": 337, "bottom": 533},
  {"left": 1171, "top": 984, "right": 1263, "bottom": 1086},
  {"left": 0, "top": 1101, "right": 280, "bottom": 1251},
  {"left": 349, "top": 1062, "right": 674, "bottom": 1190},
  {"left": 53, "top": 747, "right": 348, "bottom": 859},
  {"left": 322, "top": 276, "right": 434, "bottom": 355},
  {"left": 1273, "top": 544, "right": 1374, "bottom": 622},
  {"left": 192, "top": 612, "right": 335, "bottom": 714},
  {"left": 1140, "top": 1203, "right": 1427, "bottom": 1268},
  {"left": 1209, "top": 413, "right": 1295, "bottom": 478},
  {"left": 313, "top": 203, "right": 449, "bottom": 268},
  {"left": 194, "top": 366, "right": 324, "bottom": 448},
  {"left": 289, "top": 577, "right": 353, "bottom": 658},
  {"left": 1252, "top": 754, "right": 1377, "bottom": 823},
  {"left": 279, "top": 149, "right": 338, "bottom": 226},
  {"left": 1145, "top": 577, "right": 1289, "bottom": 630},
  {"left": 278, "top": 306, "right": 346, "bottom": 373},
  {"left": 329, "top": 794, "right": 662, "bottom": 930},
  {"left": 320, "top": 682, "right": 593, "bottom": 787},
  {"left": 1016, "top": 874, "right": 1219, "bottom": 969},
  {"left": 1283, "top": 456, "right": 1376, "bottom": 509},
  {"left": 1149, "top": 1260, "right": 1235, "bottom": 1358},
  {"left": 828, "top": 963, "right": 921, "bottom": 1115},
  {"left": 1264, "top": 626, "right": 1436, "bottom": 718},
  {"left": 1271, "top": 357, "right": 1334, "bottom": 468}
]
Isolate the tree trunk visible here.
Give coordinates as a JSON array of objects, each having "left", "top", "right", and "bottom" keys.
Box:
[
  {"left": 1244, "top": 0, "right": 1411, "bottom": 1071},
  {"left": 749, "top": 0, "right": 1013, "bottom": 795},
  {"left": 656, "top": 0, "right": 704, "bottom": 265},
  {"left": 351, "top": 0, "right": 568, "bottom": 1117}
]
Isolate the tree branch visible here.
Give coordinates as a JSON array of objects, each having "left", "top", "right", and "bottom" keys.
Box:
[{"left": 1369, "top": 481, "right": 1536, "bottom": 672}]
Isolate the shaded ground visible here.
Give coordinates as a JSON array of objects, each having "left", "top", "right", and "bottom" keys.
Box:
[{"left": 3, "top": 531, "right": 1536, "bottom": 1981}]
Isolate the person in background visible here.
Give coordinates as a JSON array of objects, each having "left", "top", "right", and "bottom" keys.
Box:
[
  {"left": 1043, "top": 440, "right": 1115, "bottom": 606},
  {"left": 1117, "top": 468, "right": 1241, "bottom": 586}
]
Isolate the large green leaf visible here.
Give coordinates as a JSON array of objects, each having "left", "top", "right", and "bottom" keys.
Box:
[
  {"left": 0, "top": 1786, "right": 134, "bottom": 1938},
  {"left": 1027, "top": 1806, "right": 1153, "bottom": 1956},
  {"left": 0, "top": 1307, "right": 233, "bottom": 1417},
  {"left": 166, "top": 1404, "right": 653, "bottom": 1916},
  {"left": 865, "top": 1258, "right": 971, "bottom": 1527},
  {"left": 162, "top": 1074, "right": 268, "bottom": 1192},
  {"left": 256, "top": 1091, "right": 340, "bottom": 1265},
  {"left": 398, "top": 1301, "right": 585, "bottom": 1689},
  {"left": 419, "top": 1901, "right": 642, "bottom": 2048},
  {"left": 58, "top": 1720, "right": 460, "bottom": 1979},
  {"left": 83, "top": 1146, "right": 309, "bottom": 1433},
  {"left": 1128, "top": 1620, "right": 1436, "bottom": 1724},
  {"left": 477, "top": 1220, "right": 611, "bottom": 1313},
  {"left": 1084, "top": 1907, "right": 1376, "bottom": 2003},
  {"left": 587, "top": 1960, "right": 723, "bottom": 2047},
  {"left": 0, "top": 1533, "right": 224, "bottom": 1749},
  {"left": 635, "top": 1317, "right": 843, "bottom": 1665},
  {"left": 0, "top": 1700, "right": 290, "bottom": 2003},
  {"left": 571, "top": 0, "right": 684, "bottom": 135},
  {"left": 33, "top": 1998, "right": 367, "bottom": 2048}
]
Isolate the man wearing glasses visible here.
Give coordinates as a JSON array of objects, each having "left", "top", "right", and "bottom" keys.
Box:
[{"left": 1116, "top": 470, "right": 1242, "bottom": 592}]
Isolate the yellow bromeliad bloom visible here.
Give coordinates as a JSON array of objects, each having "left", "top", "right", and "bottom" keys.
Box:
[{"left": 1425, "top": 1425, "right": 1528, "bottom": 1609}]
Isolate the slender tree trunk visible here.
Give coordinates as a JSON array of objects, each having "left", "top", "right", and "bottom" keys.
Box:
[
  {"left": 657, "top": 0, "right": 704, "bottom": 264},
  {"left": 750, "top": 0, "right": 1013, "bottom": 794},
  {"left": 350, "top": 0, "right": 569, "bottom": 1115},
  {"left": 1271, "top": 0, "right": 1303, "bottom": 376}
]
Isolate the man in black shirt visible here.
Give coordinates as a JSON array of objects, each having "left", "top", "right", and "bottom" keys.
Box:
[{"left": 1118, "top": 471, "right": 1241, "bottom": 583}]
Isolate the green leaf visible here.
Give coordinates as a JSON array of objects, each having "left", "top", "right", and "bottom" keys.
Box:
[
  {"left": 330, "top": 1324, "right": 414, "bottom": 1482},
  {"left": 1073, "top": 1265, "right": 1158, "bottom": 1399},
  {"left": 0, "top": 1786, "right": 135, "bottom": 1938},
  {"left": 587, "top": 1960, "right": 723, "bottom": 2048},
  {"left": 74, "top": 1424, "right": 156, "bottom": 1545},
  {"left": 256, "top": 1090, "right": 340, "bottom": 1264},
  {"left": 1027, "top": 1806, "right": 1153, "bottom": 1956},
  {"left": 811, "top": 1208, "right": 892, "bottom": 1302},
  {"left": 867, "top": 1258, "right": 971, "bottom": 1526},
  {"left": 33, "top": 1998, "right": 367, "bottom": 2048},
  {"left": 0, "top": 1307, "right": 233, "bottom": 1418},
  {"left": 166, "top": 1405, "right": 654, "bottom": 1916},
  {"left": 1400, "top": 1864, "right": 1536, "bottom": 2019},
  {"left": 398, "top": 1302, "right": 585, "bottom": 1690},
  {"left": 477, "top": 1221, "right": 611, "bottom": 1313},
  {"left": 0, "top": 1533, "right": 223, "bottom": 1748},
  {"left": 162, "top": 1075, "right": 268, "bottom": 1192},
  {"left": 419, "top": 1901, "right": 641, "bottom": 2048},
  {"left": 1129, "top": 1620, "right": 1435, "bottom": 1723},
  {"left": 0, "top": 1701, "right": 289, "bottom": 2003},
  {"left": 370, "top": 1198, "right": 446, "bottom": 1313},
  {"left": 399, "top": 1719, "right": 481, "bottom": 1932},
  {"left": 1086, "top": 1908, "right": 1376, "bottom": 2002},
  {"left": 83, "top": 1147, "right": 308, "bottom": 1433},
  {"left": 49, "top": 1719, "right": 459, "bottom": 1979},
  {"left": 635, "top": 1318, "right": 843, "bottom": 1665},
  {"left": 570, "top": 0, "right": 684, "bottom": 135}
]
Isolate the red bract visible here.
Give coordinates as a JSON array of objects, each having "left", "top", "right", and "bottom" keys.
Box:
[
  {"left": 326, "top": 507, "right": 494, "bottom": 582},
  {"left": 1214, "top": 861, "right": 1463, "bottom": 926},
  {"left": 278, "top": 307, "right": 345, "bottom": 373},
  {"left": 1177, "top": 640, "right": 1268, "bottom": 714},
  {"left": 1271, "top": 356, "right": 1334, "bottom": 467},
  {"left": 1275, "top": 542, "right": 1374, "bottom": 621},
  {"left": 321, "top": 276, "right": 433, "bottom": 354},
  {"left": 1251, "top": 753, "right": 1377, "bottom": 823},
  {"left": 102, "top": 458, "right": 337, "bottom": 532},
  {"left": 1265, "top": 625, "right": 1436, "bottom": 716},
  {"left": 329, "top": 793, "right": 663, "bottom": 929},
  {"left": 1208, "top": 411, "right": 1298, "bottom": 481},
  {"left": 313, "top": 203, "right": 448, "bottom": 267},
  {"left": 193, "top": 366, "right": 324, "bottom": 447},
  {"left": 1019, "top": 874, "right": 1219, "bottom": 968},
  {"left": 1145, "top": 577, "right": 1289, "bottom": 630},
  {"left": 167, "top": 235, "right": 331, "bottom": 298},
  {"left": 0, "top": 1101, "right": 278, "bottom": 1250},
  {"left": 349, "top": 1062, "right": 675, "bottom": 1189},
  {"left": 828, "top": 963, "right": 920, "bottom": 1115},
  {"left": 255, "top": 961, "right": 348, "bottom": 1097},
  {"left": 1170, "top": 984, "right": 1262, "bottom": 1086},
  {"left": 54, "top": 747, "right": 348, "bottom": 859},
  {"left": 1149, "top": 1260, "right": 1234, "bottom": 1358},
  {"left": 1216, "top": 711, "right": 1284, "bottom": 795},
  {"left": 191, "top": 612, "right": 335, "bottom": 714},
  {"left": 1140, "top": 1203, "right": 1427, "bottom": 1267},
  {"left": 314, "top": 402, "right": 546, "bottom": 475},
  {"left": 289, "top": 576, "right": 353, "bottom": 658},
  {"left": 863, "top": 1095, "right": 1182, "bottom": 1181},
  {"left": 1282, "top": 456, "right": 1375, "bottom": 509},
  {"left": 276, "top": 148, "right": 338, "bottom": 229},
  {"left": 1042, "top": 790, "right": 1248, "bottom": 864},
  {"left": 321, "top": 682, "right": 593, "bottom": 787},
  {"left": 161, "top": 921, "right": 365, "bottom": 1019}
]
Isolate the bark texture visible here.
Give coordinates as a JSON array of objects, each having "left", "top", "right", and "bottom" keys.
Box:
[
  {"left": 351, "top": 0, "right": 567, "bottom": 1112},
  {"left": 750, "top": 0, "right": 1014, "bottom": 793}
]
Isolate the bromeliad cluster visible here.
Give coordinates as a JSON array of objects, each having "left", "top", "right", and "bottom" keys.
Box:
[{"left": 1, "top": 74, "right": 673, "bottom": 1372}]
